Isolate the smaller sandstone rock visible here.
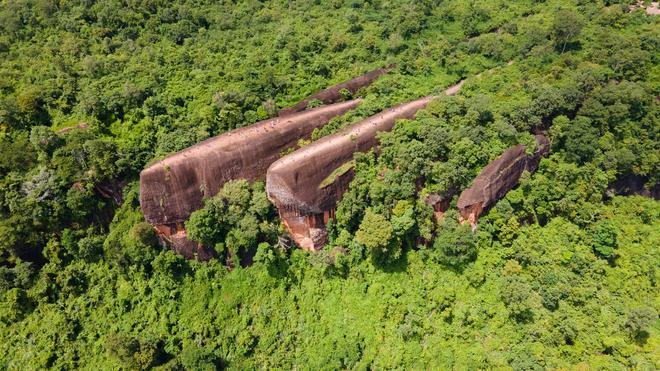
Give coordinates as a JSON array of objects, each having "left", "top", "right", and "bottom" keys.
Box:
[
  {"left": 267, "top": 80, "right": 465, "bottom": 251},
  {"left": 154, "top": 224, "right": 216, "bottom": 261},
  {"left": 267, "top": 95, "right": 437, "bottom": 251},
  {"left": 457, "top": 134, "right": 550, "bottom": 229},
  {"left": 279, "top": 65, "right": 393, "bottom": 116},
  {"left": 56, "top": 122, "right": 89, "bottom": 134}
]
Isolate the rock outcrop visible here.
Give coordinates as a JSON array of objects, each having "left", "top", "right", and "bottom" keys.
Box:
[
  {"left": 140, "top": 99, "right": 362, "bottom": 259},
  {"left": 266, "top": 81, "right": 464, "bottom": 251},
  {"left": 457, "top": 134, "right": 550, "bottom": 228},
  {"left": 424, "top": 193, "right": 452, "bottom": 221},
  {"left": 629, "top": 1, "right": 660, "bottom": 15},
  {"left": 278, "top": 65, "right": 393, "bottom": 116}
]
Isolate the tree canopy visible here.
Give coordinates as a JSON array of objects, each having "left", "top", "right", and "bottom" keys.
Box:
[{"left": 0, "top": 0, "right": 658, "bottom": 369}]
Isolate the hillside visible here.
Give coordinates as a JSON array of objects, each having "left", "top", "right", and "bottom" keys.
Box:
[{"left": 0, "top": 0, "right": 658, "bottom": 369}]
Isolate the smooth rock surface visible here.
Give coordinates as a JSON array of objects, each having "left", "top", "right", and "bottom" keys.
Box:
[{"left": 457, "top": 134, "right": 550, "bottom": 228}]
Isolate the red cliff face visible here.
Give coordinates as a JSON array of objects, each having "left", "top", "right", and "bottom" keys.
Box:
[
  {"left": 266, "top": 82, "right": 468, "bottom": 251},
  {"left": 140, "top": 100, "right": 361, "bottom": 259},
  {"left": 278, "top": 65, "right": 393, "bottom": 116},
  {"left": 457, "top": 134, "right": 550, "bottom": 228}
]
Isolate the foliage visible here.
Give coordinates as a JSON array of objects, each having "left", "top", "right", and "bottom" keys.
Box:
[
  {"left": 431, "top": 212, "right": 477, "bottom": 268},
  {"left": 552, "top": 9, "right": 585, "bottom": 53},
  {"left": 187, "top": 180, "right": 276, "bottom": 262},
  {"left": 0, "top": 0, "right": 658, "bottom": 369},
  {"left": 355, "top": 208, "right": 397, "bottom": 265}
]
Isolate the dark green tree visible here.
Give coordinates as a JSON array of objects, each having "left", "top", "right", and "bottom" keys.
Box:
[
  {"left": 432, "top": 211, "right": 477, "bottom": 268},
  {"left": 552, "top": 9, "right": 584, "bottom": 53}
]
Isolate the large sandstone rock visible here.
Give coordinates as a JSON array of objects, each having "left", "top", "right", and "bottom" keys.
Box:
[
  {"left": 266, "top": 81, "right": 465, "bottom": 251},
  {"left": 457, "top": 134, "right": 550, "bottom": 228},
  {"left": 140, "top": 100, "right": 362, "bottom": 259},
  {"left": 278, "top": 65, "right": 393, "bottom": 116}
]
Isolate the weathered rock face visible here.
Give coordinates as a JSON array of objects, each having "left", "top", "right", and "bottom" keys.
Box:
[
  {"left": 267, "top": 95, "right": 441, "bottom": 251},
  {"left": 153, "top": 223, "right": 215, "bottom": 261},
  {"left": 457, "top": 134, "right": 550, "bottom": 228},
  {"left": 140, "top": 99, "right": 362, "bottom": 259},
  {"left": 56, "top": 122, "right": 89, "bottom": 134},
  {"left": 425, "top": 193, "right": 451, "bottom": 222},
  {"left": 278, "top": 65, "right": 393, "bottom": 116}
]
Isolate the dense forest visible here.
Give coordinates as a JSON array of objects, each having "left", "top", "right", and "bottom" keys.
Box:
[{"left": 0, "top": 0, "right": 658, "bottom": 369}]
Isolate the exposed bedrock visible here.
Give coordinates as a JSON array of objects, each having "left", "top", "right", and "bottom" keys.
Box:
[
  {"left": 457, "top": 134, "right": 550, "bottom": 229},
  {"left": 424, "top": 193, "right": 452, "bottom": 222},
  {"left": 153, "top": 223, "right": 215, "bottom": 261},
  {"left": 278, "top": 65, "right": 393, "bottom": 116},
  {"left": 140, "top": 99, "right": 362, "bottom": 260},
  {"left": 267, "top": 81, "right": 465, "bottom": 251}
]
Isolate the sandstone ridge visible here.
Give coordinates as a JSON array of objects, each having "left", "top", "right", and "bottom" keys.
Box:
[{"left": 266, "top": 80, "right": 465, "bottom": 251}]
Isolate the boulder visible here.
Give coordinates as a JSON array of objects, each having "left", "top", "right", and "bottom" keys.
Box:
[{"left": 424, "top": 193, "right": 451, "bottom": 221}]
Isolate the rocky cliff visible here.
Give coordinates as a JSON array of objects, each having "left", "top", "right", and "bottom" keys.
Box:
[
  {"left": 266, "top": 82, "right": 464, "bottom": 250},
  {"left": 278, "top": 65, "right": 392, "bottom": 116},
  {"left": 457, "top": 134, "right": 550, "bottom": 228},
  {"left": 140, "top": 100, "right": 362, "bottom": 259}
]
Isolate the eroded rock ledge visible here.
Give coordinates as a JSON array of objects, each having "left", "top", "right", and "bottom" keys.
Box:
[
  {"left": 266, "top": 81, "right": 465, "bottom": 251},
  {"left": 457, "top": 134, "right": 550, "bottom": 229},
  {"left": 140, "top": 100, "right": 362, "bottom": 259}
]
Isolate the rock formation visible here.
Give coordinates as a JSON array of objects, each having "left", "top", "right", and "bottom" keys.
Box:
[
  {"left": 457, "top": 134, "right": 550, "bottom": 229},
  {"left": 278, "top": 65, "right": 393, "bottom": 116},
  {"left": 140, "top": 99, "right": 362, "bottom": 259},
  {"left": 424, "top": 193, "right": 452, "bottom": 221},
  {"left": 266, "top": 81, "right": 465, "bottom": 251},
  {"left": 629, "top": 1, "right": 660, "bottom": 15}
]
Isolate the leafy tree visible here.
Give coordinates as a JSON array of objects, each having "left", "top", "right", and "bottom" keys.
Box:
[
  {"left": 500, "top": 273, "right": 536, "bottom": 323},
  {"left": 590, "top": 220, "right": 618, "bottom": 260},
  {"left": 355, "top": 208, "right": 396, "bottom": 265},
  {"left": 29, "top": 125, "right": 61, "bottom": 155},
  {"left": 562, "top": 117, "right": 600, "bottom": 164},
  {"left": 106, "top": 333, "right": 164, "bottom": 370},
  {"left": 83, "top": 139, "right": 121, "bottom": 182},
  {"left": 626, "top": 307, "right": 657, "bottom": 342},
  {"left": 552, "top": 9, "right": 584, "bottom": 53},
  {"left": 179, "top": 341, "right": 222, "bottom": 370},
  {"left": 187, "top": 180, "right": 276, "bottom": 263},
  {"left": 0, "top": 288, "right": 32, "bottom": 324},
  {"left": 432, "top": 211, "right": 477, "bottom": 268}
]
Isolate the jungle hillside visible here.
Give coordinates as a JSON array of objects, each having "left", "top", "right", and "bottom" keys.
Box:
[{"left": 0, "top": 0, "right": 659, "bottom": 369}]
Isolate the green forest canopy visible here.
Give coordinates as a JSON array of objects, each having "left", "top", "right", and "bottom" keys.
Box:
[{"left": 0, "top": 0, "right": 658, "bottom": 369}]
